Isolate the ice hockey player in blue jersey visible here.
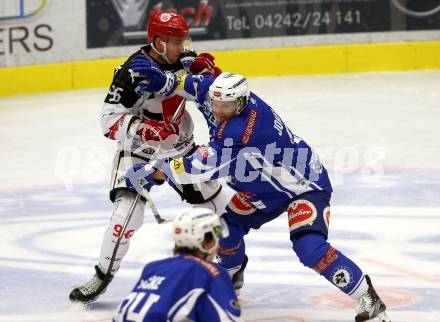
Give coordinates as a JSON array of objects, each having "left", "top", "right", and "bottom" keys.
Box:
[
  {"left": 113, "top": 207, "right": 242, "bottom": 322},
  {"left": 125, "top": 70, "right": 391, "bottom": 322}
]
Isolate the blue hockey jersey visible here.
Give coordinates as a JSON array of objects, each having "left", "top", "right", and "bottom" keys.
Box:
[
  {"left": 162, "top": 75, "right": 333, "bottom": 213},
  {"left": 113, "top": 254, "right": 241, "bottom": 322}
]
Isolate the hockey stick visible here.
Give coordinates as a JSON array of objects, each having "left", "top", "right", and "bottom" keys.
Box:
[
  {"left": 139, "top": 97, "right": 186, "bottom": 224},
  {"left": 95, "top": 98, "right": 187, "bottom": 297}
]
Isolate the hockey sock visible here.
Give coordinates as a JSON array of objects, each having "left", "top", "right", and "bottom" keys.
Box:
[
  {"left": 292, "top": 232, "right": 365, "bottom": 296},
  {"left": 217, "top": 239, "right": 246, "bottom": 272}
]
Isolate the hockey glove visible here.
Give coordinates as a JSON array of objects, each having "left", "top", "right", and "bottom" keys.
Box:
[
  {"left": 130, "top": 54, "right": 178, "bottom": 96},
  {"left": 125, "top": 163, "right": 164, "bottom": 193},
  {"left": 177, "top": 50, "right": 197, "bottom": 71},
  {"left": 190, "top": 53, "right": 222, "bottom": 77},
  {"left": 137, "top": 119, "right": 179, "bottom": 143}
]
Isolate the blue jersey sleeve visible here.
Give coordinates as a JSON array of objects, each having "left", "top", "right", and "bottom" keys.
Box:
[
  {"left": 175, "top": 74, "right": 217, "bottom": 128},
  {"left": 161, "top": 113, "right": 253, "bottom": 185},
  {"left": 177, "top": 74, "right": 215, "bottom": 103}
]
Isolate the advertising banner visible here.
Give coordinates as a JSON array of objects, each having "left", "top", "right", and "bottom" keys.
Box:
[
  {"left": 1, "top": 0, "right": 439, "bottom": 67},
  {"left": 86, "top": 0, "right": 440, "bottom": 48}
]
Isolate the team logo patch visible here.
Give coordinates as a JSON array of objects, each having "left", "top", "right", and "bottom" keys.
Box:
[
  {"left": 323, "top": 206, "right": 331, "bottom": 229},
  {"left": 228, "top": 192, "right": 256, "bottom": 215},
  {"left": 241, "top": 109, "right": 257, "bottom": 144},
  {"left": 172, "top": 158, "right": 185, "bottom": 175},
  {"left": 332, "top": 267, "right": 353, "bottom": 289},
  {"left": 287, "top": 199, "right": 317, "bottom": 232}
]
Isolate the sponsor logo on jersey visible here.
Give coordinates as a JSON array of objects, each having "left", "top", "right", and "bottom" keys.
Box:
[
  {"left": 172, "top": 158, "right": 185, "bottom": 175},
  {"left": 228, "top": 192, "right": 256, "bottom": 215},
  {"left": 314, "top": 246, "right": 338, "bottom": 273},
  {"left": 287, "top": 199, "right": 317, "bottom": 231},
  {"left": 174, "top": 134, "right": 194, "bottom": 151},
  {"left": 241, "top": 109, "right": 257, "bottom": 144},
  {"left": 216, "top": 121, "right": 228, "bottom": 139},
  {"left": 331, "top": 267, "right": 353, "bottom": 289},
  {"left": 176, "top": 74, "right": 187, "bottom": 90},
  {"left": 184, "top": 255, "right": 220, "bottom": 277}
]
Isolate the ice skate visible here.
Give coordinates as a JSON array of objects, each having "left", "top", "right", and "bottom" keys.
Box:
[
  {"left": 355, "top": 275, "right": 391, "bottom": 322},
  {"left": 232, "top": 255, "right": 248, "bottom": 295},
  {"left": 69, "top": 265, "right": 113, "bottom": 303}
]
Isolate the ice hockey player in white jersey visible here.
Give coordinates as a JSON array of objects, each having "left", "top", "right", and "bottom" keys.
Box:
[
  {"left": 69, "top": 11, "right": 229, "bottom": 303},
  {"left": 125, "top": 71, "right": 391, "bottom": 322},
  {"left": 113, "top": 207, "right": 242, "bottom": 322}
]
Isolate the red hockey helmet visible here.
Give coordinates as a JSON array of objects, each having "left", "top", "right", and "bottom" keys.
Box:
[{"left": 147, "top": 11, "right": 189, "bottom": 44}]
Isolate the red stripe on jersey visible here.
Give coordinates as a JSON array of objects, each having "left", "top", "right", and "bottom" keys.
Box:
[
  {"left": 241, "top": 109, "right": 257, "bottom": 144},
  {"left": 108, "top": 114, "right": 127, "bottom": 140}
]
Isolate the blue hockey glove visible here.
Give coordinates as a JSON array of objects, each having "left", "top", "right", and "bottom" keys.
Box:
[
  {"left": 130, "top": 54, "right": 177, "bottom": 96},
  {"left": 125, "top": 163, "right": 164, "bottom": 195}
]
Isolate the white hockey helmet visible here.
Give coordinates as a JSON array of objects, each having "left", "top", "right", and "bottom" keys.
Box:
[
  {"left": 208, "top": 72, "right": 250, "bottom": 114},
  {"left": 172, "top": 207, "right": 224, "bottom": 255}
]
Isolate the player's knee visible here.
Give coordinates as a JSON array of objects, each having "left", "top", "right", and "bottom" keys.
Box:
[
  {"left": 111, "top": 190, "right": 145, "bottom": 231},
  {"left": 291, "top": 232, "right": 330, "bottom": 268}
]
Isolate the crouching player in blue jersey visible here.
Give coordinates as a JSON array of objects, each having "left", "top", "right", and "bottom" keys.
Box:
[
  {"left": 113, "top": 207, "right": 242, "bottom": 322},
  {"left": 124, "top": 70, "right": 391, "bottom": 322}
]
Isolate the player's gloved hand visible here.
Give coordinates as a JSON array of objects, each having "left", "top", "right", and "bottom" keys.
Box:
[
  {"left": 190, "top": 53, "right": 222, "bottom": 77},
  {"left": 125, "top": 163, "right": 164, "bottom": 193},
  {"left": 137, "top": 119, "right": 179, "bottom": 143},
  {"left": 130, "top": 54, "right": 177, "bottom": 96},
  {"left": 178, "top": 50, "right": 197, "bottom": 71}
]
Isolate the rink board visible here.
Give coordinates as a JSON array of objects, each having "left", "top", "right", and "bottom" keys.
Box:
[{"left": 1, "top": 41, "right": 440, "bottom": 96}]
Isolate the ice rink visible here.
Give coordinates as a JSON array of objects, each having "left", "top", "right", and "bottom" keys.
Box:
[{"left": 1, "top": 70, "right": 440, "bottom": 322}]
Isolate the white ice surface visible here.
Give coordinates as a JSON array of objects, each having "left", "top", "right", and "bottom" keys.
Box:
[{"left": 1, "top": 71, "right": 440, "bottom": 322}]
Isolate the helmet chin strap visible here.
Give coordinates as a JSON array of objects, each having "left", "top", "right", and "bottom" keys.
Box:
[{"left": 151, "top": 40, "right": 171, "bottom": 64}]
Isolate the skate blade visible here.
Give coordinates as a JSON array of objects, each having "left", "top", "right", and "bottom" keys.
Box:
[{"left": 376, "top": 311, "right": 391, "bottom": 322}]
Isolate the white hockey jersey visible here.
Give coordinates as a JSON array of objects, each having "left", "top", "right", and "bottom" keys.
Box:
[{"left": 101, "top": 46, "right": 196, "bottom": 160}]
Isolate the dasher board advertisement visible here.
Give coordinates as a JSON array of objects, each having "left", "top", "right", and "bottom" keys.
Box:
[{"left": 86, "top": 0, "right": 440, "bottom": 48}]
